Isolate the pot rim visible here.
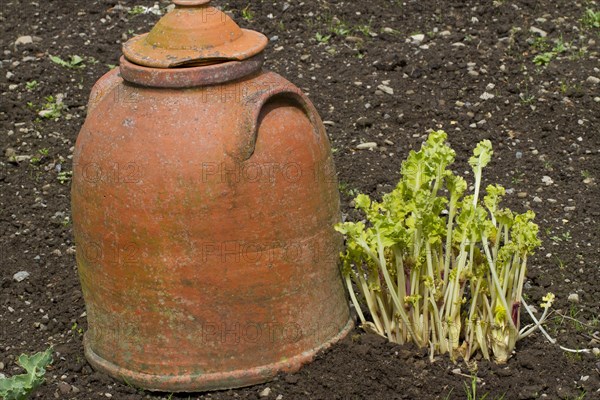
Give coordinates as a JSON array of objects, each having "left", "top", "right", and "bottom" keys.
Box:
[
  {"left": 119, "top": 53, "right": 265, "bottom": 88},
  {"left": 83, "top": 318, "right": 354, "bottom": 392}
]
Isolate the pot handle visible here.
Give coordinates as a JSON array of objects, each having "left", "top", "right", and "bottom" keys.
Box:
[{"left": 235, "top": 78, "right": 326, "bottom": 161}]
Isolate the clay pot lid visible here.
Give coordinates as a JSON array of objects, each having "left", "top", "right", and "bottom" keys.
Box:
[{"left": 122, "top": 0, "right": 268, "bottom": 68}]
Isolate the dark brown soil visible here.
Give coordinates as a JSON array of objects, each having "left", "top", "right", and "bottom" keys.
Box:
[{"left": 1, "top": 0, "right": 599, "bottom": 399}]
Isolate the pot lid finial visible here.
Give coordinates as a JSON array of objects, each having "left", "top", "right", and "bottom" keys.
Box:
[{"left": 123, "top": 0, "right": 268, "bottom": 68}]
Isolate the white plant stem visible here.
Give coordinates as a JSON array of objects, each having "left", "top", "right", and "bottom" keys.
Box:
[{"left": 521, "top": 299, "right": 591, "bottom": 354}]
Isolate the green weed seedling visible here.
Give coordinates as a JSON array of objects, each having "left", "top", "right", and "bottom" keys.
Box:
[
  {"left": 25, "top": 81, "right": 39, "bottom": 91},
  {"left": 532, "top": 37, "right": 569, "bottom": 66},
  {"left": 465, "top": 376, "right": 488, "bottom": 400},
  {"left": 315, "top": 32, "right": 332, "bottom": 44},
  {"left": 550, "top": 231, "right": 572, "bottom": 244},
  {"left": 0, "top": 347, "right": 53, "bottom": 400},
  {"left": 531, "top": 36, "right": 550, "bottom": 52},
  {"left": 356, "top": 23, "right": 373, "bottom": 36},
  {"left": 511, "top": 169, "right": 525, "bottom": 184},
  {"left": 57, "top": 171, "right": 73, "bottom": 184},
  {"left": 338, "top": 182, "right": 359, "bottom": 197},
  {"left": 315, "top": 32, "right": 331, "bottom": 43},
  {"left": 38, "top": 96, "right": 66, "bottom": 120},
  {"left": 128, "top": 5, "right": 146, "bottom": 16},
  {"left": 533, "top": 52, "right": 554, "bottom": 66},
  {"left": 29, "top": 148, "right": 49, "bottom": 165},
  {"left": 581, "top": 9, "right": 600, "bottom": 29},
  {"left": 464, "top": 376, "right": 506, "bottom": 400},
  {"left": 70, "top": 322, "right": 84, "bottom": 336},
  {"left": 241, "top": 5, "right": 254, "bottom": 22},
  {"left": 519, "top": 89, "right": 536, "bottom": 105},
  {"left": 331, "top": 20, "right": 351, "bottom": 37},
  {"left": 49, "top": 55, "right": 85, "bottom": 69}
]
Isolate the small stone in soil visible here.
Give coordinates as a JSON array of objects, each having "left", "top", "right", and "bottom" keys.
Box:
[
  {"left": 518, "top": 385, "right": 544, "bottom": 400},
  {"left": 586, "top": 76, "right": 599, "bottom": 85},
  {"left": 542, "top": 176, "right": 554, "bottom": 185},
  {"left": 356, "top": 142, "right": 378, "bottom": 150},
  {"left": 13, "top": 271, "right": 30, "bottom": 282},
  {"left": 57, "top": 381, "right": 71, "bottom": 394},
  {"left": 529, "top": 26, "right": 547, "bottom": 37},
  {"left": 567, "top": 293, "right": 579, "bottom": 303},
  {"left": 259, "top": 387, "right": 271, "bottom": 397},
  {"left": 14, "top": 35, "right": 34, "bottom": 46},
  {"left": 4, "top": 148, "right": 17, "bottom": 158},
  {"left": 410, "top": 34, "right": 425, "bottom": 44},
  {"left": 377, "top": 84, "right": 394, "bottom": 95},
  {"left": 356, "top": 117, "right": 373, "bottom": 128}
]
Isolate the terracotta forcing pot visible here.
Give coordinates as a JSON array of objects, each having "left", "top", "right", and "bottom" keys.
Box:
[{"left": 71, "top": 0, "right": 352, "bottom": 392}]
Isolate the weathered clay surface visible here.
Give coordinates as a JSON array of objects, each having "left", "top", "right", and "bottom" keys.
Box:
[{"left": 72, "top": 63, "right": 351, "bottom": 391}]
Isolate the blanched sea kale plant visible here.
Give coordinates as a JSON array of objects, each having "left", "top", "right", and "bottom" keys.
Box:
[{"left": 336, "top": 131, "right": 553, "bottom": 363}]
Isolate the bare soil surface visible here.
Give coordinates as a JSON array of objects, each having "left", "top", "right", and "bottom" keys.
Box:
[{"left": 1, "top": 0, "right": 599, "bottom": 399}]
